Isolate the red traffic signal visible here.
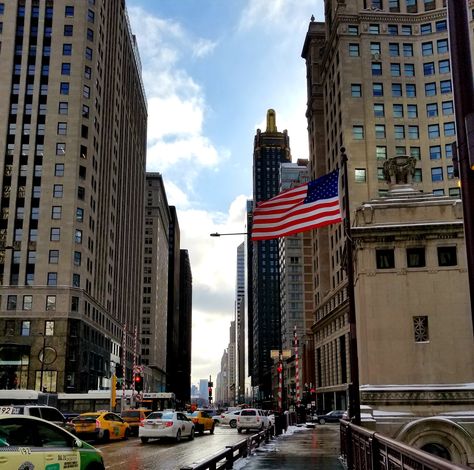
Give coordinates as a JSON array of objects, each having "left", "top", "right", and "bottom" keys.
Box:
[
  {"left": 208, "top": 387, "right": 212, "bottom": 395},
  {"left": 134, "top": 375, "right": 142, "bottom": 383},
  {"left": 277, "top": 365, "right": 283, "bottom": 373}
]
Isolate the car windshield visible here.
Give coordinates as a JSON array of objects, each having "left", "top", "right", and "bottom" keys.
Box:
[
  {"left": 121, "top": 411, "right": 140, "bottom": 418},
  {"left": 187, "top": 412, "right": 198, "bottom": 417},
  {"left": 148, "top": 412, "right": 173, "bottom": 420},
  {"left": 241, "top": 410, "right": 257, "bottom": 416},
  {"left": 73, "top": 414, "right": 99, "bottom": 422}
]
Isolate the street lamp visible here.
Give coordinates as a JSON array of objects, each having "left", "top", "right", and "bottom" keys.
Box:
[{"left": 210, "top": 232, "right": 248, "bottom": 237}]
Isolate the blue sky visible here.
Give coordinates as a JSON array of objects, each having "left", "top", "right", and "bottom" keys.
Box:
[{"left": 127, "top": 0, "right": 325, "bottom": 387}]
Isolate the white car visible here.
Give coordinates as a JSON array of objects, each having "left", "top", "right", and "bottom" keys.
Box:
[
  {"left": 216, "top": 410, "right": 241, "bottom": 428},
  {"left": 139, "top": 410, "right": 195, "bottom": 443},
  {"left": 236, "top": 408, "right": 269, "bottom": 433}
]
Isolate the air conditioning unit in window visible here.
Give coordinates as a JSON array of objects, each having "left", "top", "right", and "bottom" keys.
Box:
[{"left": 371, "top": 52, "right": 381, "bottom": 60}]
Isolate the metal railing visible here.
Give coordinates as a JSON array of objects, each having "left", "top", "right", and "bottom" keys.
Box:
[
  {"left": 180, "top": 425, "right": 274, "bottom": 470},
  {"left": 340, "top": 420, "right": 471, "bottom": 470}
]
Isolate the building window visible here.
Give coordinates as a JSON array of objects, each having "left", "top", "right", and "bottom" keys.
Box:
[
  {"left": 431, "top": 167, "right": 443, "bottom": 182},
  {"left": 369, "top": 24, "right": 380, "bottom": 34},
  {"left": 435, "top": 20, "right": 447, "bottom": 31},
  {"left": 87, "top": 9, "right": 95, "bottom": 22},
  {"left": 64, "top": 24, "right": 73, "bottom": 36},
  {"left": 373, "top": 83, "right": 384, "bottom": 96},
  {"left": 53, "top": 185, "right": 64, "bottom": 198},
  {"left": 422, "top": 42, "right": 433, "bottom": 56},
  {"left": 60, "top": 82, "right": 69, "bottom": 95},
  {"left": 7, "top": 295, "right": 17, "bottom": 310},
  {"left": 46, "top": 295, "right": 56, "bottom": 311},
  {"left": 429, "top": 145, "right": 441, "bottom": 160},
  {"left": 413, "top": 316, "right": 429, "bottom": 342},
  {"left": 423, "top": 62, "right": 435, "bottom": 76},
  {"left": 428, "top": 124, "right": 440, "bottom": 138},
  {"left": 401, "top": 25, "right": 412, "bottom": 35},
  {"left": 62, "top": 43, "right": 72, "bottom": 55},
  {"left": 442, "top": 100, "right": 454, "bottom": 116},
  {"left": 407, "top": 247, "right": 425, "bottom": 268},
  {"left": 48, "top": 250, "right": 59, "bottom": 264},
  {"left": 390, "top": 63, "right": 401, "bottom": 76},
  {"left": 56, "top": 143, "right": 66, "bottom": 155},
  {"left": 351, "top": 84, "right": 362, "bottom": 97},
  {"left": 408, "top": 125, "right": 419, "bottom": 139},
  {"left": 440, "top": 80, "right": 452, "bottom": 94},
  {"left": 47, "top": 272, "right": 58, "bottom": 286},
  {"left": 407, "top": 104, "right": 418, "bottom": 118},
  {"left": 438, "top": 59, "right": 450, "bottom": 74},
  {"left": 347, "top": 25, "right": 359, "bottom": 35},
  {"left": 389, "top": 43, "right": 399, "bottom": 56},
  {"left": 413, "top": 168, "right": 422, "bottom": 182},
  {"left": 374, "top": 103, "right": 384, "bottom": 117},
  {"left": 85, "top": 47, "right": 93, "bottom": 60},
  {"left": 438, "top": 246, "right": 457, "bottom": 266},
  {"left": 57, "top": 122, "right": 67, "bottom": 135},
  {"left": 353, "top": 126, "right": 364, "bottom": 140},
  {"left": 376, "top": 146, "right": 387, "bottom": 160},
  {"left": 444, "top": 122, "right": 455, "bottom": 137},
  {"left": 447, "top": 165, "right": 454, "bottom": 180},
  {"left": 50, "top": 228, "right": 60, "bottom": 241},
  {"left": 61, "top": 63, "right": 71, "bottom": 75},
  {"left": 371, "top": 62, "right": 382, "bottom": 75},
  {"left": 375, "top": 124, "right": 386, "bottom": 139},
  {"left": 449, "top": 187, "right": 461, "bottom": 197},
  {"left": 21, "top": 321, "right": 31, "bottom": 336},
  {"left": 72, "top": 274, "right": 80, "bottom": 288},
  {"left": 355, "top": 169, "right": 366, "bottom": 183},
  {"left": 349, "top": 43, "right": 359, "bottom": 56},
  {"left": 51, "top": 206, "right": 62, "bottom": 220},
  {"left": 394, "top": 125, "right": 405, "bottom": 139},
  {"left": 65, "top": 5, "right": 75, "bottom": 16},
  {"left": 23, "top": 295, "right": 33, "bottom": 310},
  {"left": 410, "top": 147, "right": 421, "bottom": 160},
  {"left": 393, "top": 104, "right": 404, "bottom": 118},
  {"left": 406, "top": 84, "right": 416, "bottom": 97},
  {"left": 45, "top": 320, "right": 55, "bottom": 336},
  {"left": 376, "top": 249, "right": 395, "bottom": 269},
  {"left": 420, "top": 23, "right": 432, "bottom": 34},
  {"left": 74, "top": 251, "right": 82, "bottom": 266},
  {"left": 388, "top": 24, "right": 398, "bottom": 35},
  {"left": 404, "top": 64, "right": 415, "bottom": 77},
  {"left": 389, "top": 0, "right": 400, "bottom": 11},
  {"left": 403, "top": 43, "right": 413, "bottom": 57},
  {"left": 71, "top": 296, "right": 79, "bottom": 312},
  {"left": 437, "top": 39, "right": 449, "bottom": 54},
  {"left": 426, "top": 103, "right": 438, "bottom": 117},
  {"left": 392, "top": 83, "right": 402, "bottom": 97},
  {"left": 75, "top": 230, "right": 83, "bottom": 244},
  {"left": 55, "top": 164, "right": 65, "bottom": 176}
]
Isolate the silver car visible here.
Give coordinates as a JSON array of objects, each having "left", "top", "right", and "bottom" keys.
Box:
[
  {"left": 236, "top": 408, "right": 269, "bottom": 433},
  {"left": 139, "top": 411, "right": 195, "bottom": 443}
]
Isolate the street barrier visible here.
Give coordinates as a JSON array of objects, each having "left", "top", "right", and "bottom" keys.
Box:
[
  {"left": 340, "top": 420, "right": 471, "bottom": 470},
  {"left": 180, "top": 425, "right": 275, "bottom": 470}
]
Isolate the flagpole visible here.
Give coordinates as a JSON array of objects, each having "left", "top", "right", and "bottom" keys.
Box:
[{"left": 340, "top": 147, "right": 361, "bottom": 425}]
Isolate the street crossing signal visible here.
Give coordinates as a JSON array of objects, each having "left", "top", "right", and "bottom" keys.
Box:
[
  {"left": 208, "top": 387, "right": 212, "bottom": 403},
  {"left": 134, "top": 374, "right": 143, "bottom": 392}
]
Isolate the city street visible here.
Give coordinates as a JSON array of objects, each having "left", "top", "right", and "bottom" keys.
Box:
[{"left": 96, "top": 425, "right": 248, "bottom": 470}]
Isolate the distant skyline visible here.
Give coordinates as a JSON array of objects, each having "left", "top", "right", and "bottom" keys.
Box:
[{"left": 127, "top": 0, "right": 325, "bottom": 385}]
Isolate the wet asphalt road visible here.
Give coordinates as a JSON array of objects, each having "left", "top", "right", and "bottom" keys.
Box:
[{"left": 95, "top": 423, "right": 343, "bottom": 470}]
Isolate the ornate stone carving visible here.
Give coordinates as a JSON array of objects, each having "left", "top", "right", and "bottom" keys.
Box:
[{"left": 383, "top": 155, "right": 417, "bottom": 185}]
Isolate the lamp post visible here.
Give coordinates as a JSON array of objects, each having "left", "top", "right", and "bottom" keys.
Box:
[{"left": 39, "top": 333, "right": 46, "bottom": 392}]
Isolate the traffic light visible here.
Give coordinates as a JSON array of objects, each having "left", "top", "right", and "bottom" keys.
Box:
[
  {"left": 115, "top": 364, "right": 123, "bottom": 378},
  {"left": 208, "top": 386, "right": 212, "bottom": 404},
  {"left": 277, "top": 364, "right": 283, "bottom": 374},
  {"left": 134, "top": 374, "right": 143, "bottom": 392}
]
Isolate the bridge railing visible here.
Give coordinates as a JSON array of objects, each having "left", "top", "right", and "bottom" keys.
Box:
[
  {"left": 340, "top": 420, "right": 471, "bottom": 470},
  {"left": 180, "top": 425, "right": 274, "bottom": 470}
]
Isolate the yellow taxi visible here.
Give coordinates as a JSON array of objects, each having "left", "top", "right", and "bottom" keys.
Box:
[
  {"left": 0, "top": 414, "right": 104, "bottom": 470},
  {"left": 72, "top": 411, "right": 130, "bottom": 442},
  {"left": 186, "top": 410, "right": 215, "bottom": 434}
]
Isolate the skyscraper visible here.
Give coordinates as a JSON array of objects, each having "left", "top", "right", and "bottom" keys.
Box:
[
  {"left": 0, "top": 1, "right": 147, "bottom": 392},
  {"left": 250, "top": 109, "right": 291, "bottom": 403},
  {"left": 302, "top": 0, "right": 461, "bottom": 411},
  {"left": 235, "top": 242, "right": 246, "bottom": 403}
]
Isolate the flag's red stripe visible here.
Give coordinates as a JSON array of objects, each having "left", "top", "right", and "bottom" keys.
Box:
[
  {"left": 252, "top": 207, "right": 342, "bottom": 234},
  {"left": 256, "top": 184, "right": 308, "bottom": 208},
  {"left": 253, "top": 198, "right": 339, "bottom": 221},
  {"left": 251, "top": 216, "right": 342, "bottom": 240}
]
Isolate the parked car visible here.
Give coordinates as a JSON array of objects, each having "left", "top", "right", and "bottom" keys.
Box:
[
  {"left": 0, "top": 414, "right": 104, "bottom": 470},
  {"left": 72, "top": 411, "right": 130, "bottom": 442},
  {"left": 186, "top": 410, "right": 215, "bottom": 434},
  {"left": 316, "top": 410, "right": 345, "bottom": 424},
  {"left": 121, "top": 408, "right": 151, "bottom": 436},
  {"left": 0, "top": 404, "right": 74, "bottom": 433},
  {"left": 139, "top": 410, "right": 194, "bottom": 443},
  {"left": 236, "top": 408, "right": 269, "bottom": 433},
  {"left": 216, "top": 410, "right": 241, "bottom": 428}
]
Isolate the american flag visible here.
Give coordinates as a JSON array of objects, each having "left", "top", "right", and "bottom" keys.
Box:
[{"left": 251, "top": 169, "right": 342, "bottom": 241}]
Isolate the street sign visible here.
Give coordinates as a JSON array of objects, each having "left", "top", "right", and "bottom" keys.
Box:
[
  {"left": 270, "top": 349, "right": 292, "bottom": 359},
  {"left": 282, "top": 349, "right": 292, "bottom": 358}
]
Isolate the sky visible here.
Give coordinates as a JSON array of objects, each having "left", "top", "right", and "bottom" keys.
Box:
[{"left": 127, "top": 0, "right": 325, "bottom": 387}]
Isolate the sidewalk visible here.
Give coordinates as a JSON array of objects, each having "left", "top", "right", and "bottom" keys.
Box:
[{"left": 235, "top": 423, "right": 344, "bottom": 469}]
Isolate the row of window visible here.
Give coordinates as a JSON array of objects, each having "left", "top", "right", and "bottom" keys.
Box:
[
  {"left": 375, "top": 143, "right": 453, "bottom": 161},
  {"left": 353, "top": 122, "right": 455, "bottom": 140},
  {"left": 6, "top": 271, "right": 81, "bottom": 288},
  {"left": 10, "top": 249, "right": 82, "bottom": 266},
  {"left": 358, "top": 80, "right": 452, "bottom": 98},
  {"left": 376, "top": 246, "right": 457, "bottom": 269},
  {"left": 12, "top": 227, "right": 84, "bottom": 243},
  {"left": 6, "top": 295, "right": 79, "bottom": 313},
  {"left": 372, "top": 0, "right": 440, "bottom": 14},
  {"left": 347, "top": 23, "right": 448, "bottom": 38},
  {"left": 355, "top": 165, "right": 455, "bottom": 184},
  {"left": 352, "top": 101, "right": 454, "bottom": 120}
]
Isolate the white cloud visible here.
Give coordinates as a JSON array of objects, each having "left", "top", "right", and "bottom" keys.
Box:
[
  {"left": 128, "top": 6, "right": 225, "bottom": 175},
  {"left": 238, "top": 0, "right": 320, "bottom": 32}
]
